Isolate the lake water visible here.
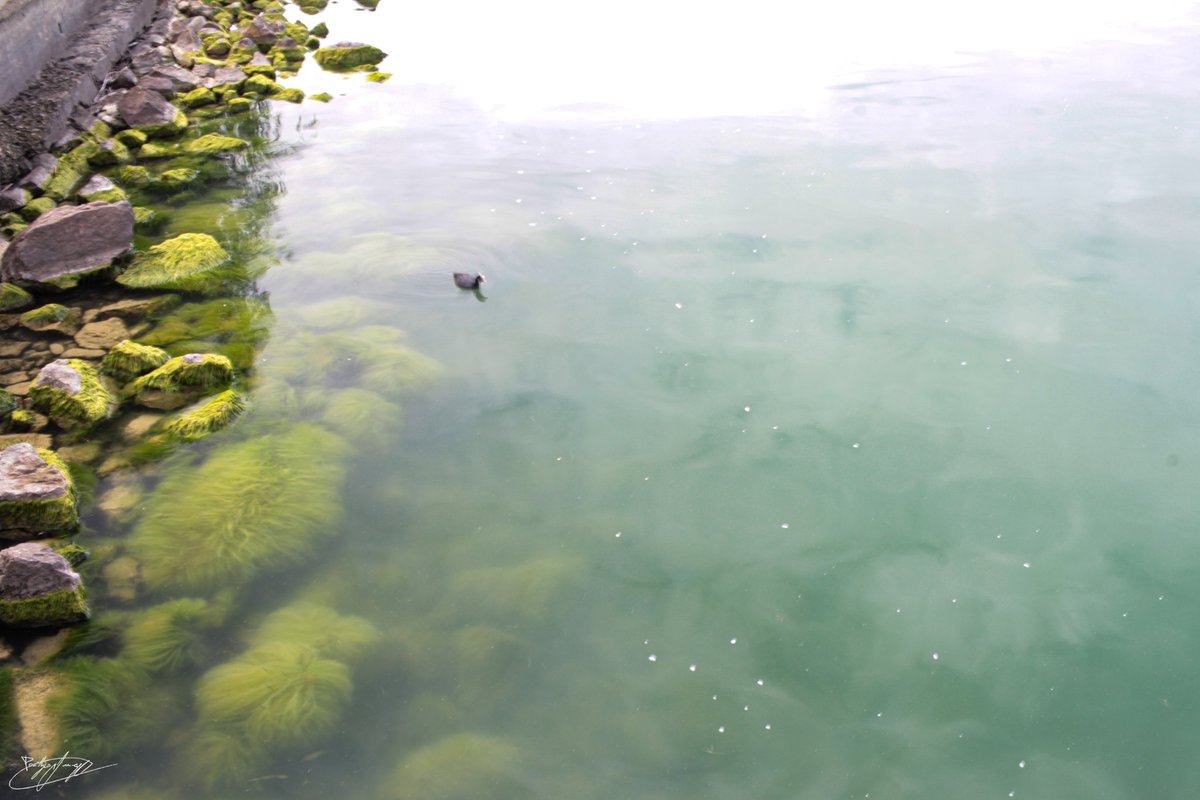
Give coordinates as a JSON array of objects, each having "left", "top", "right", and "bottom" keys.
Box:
[{"left": 64, "top": 1, "right": 1200, "bottom": 797}]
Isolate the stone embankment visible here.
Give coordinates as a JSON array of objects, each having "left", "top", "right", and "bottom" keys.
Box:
[{"left": 0, "top": 0, "right": 169, "bottom": 185}]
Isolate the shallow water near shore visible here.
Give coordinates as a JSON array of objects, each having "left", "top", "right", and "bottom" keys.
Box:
[{"left": 65, "top": 1, "right": 1200, "bottom": 797}]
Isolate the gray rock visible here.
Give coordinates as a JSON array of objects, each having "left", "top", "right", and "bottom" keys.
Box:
[
  {"left": 148, "top": 64, "right": 200, "bottom": 92},
  {"left": 78, "top": 174, "right": 115, "bottom": 197},
  {"left": 0, "top": 542, "right": 88, "bottom": 627},
  {"left": 173, "top": 27, "right": 203, "bottom": 53},
  {"left": 118, "top": 86, "right": 181, "bottom": 127},
  {"left": 0, "top": 186, "right": 29, "bottom": 214},
  {"left": 0, "top": 201, "right": 133, "bottom": 285},
  {"left": 17, "top": 154, "right": 57, "bottom": 193},
  {"left": 108, "top": 67, "right": 138, "bottom": 90},
  {"left": 136, "top": 76, "right": 177, "bottom": 98},
  {"left": 0, "top": 542, "right": 80, "bottom": 599},
  {"left": 242, "top": 14, "right": 285, "bottom": 46},
  {"left": 73, "top": 318, "right": 130, "bottom": 351},
  {"left": 0, "top": 444, "right": 67, "bottom": 503},
  {"left": 32, "top": 361, "right": 81, "bottom": 396}
]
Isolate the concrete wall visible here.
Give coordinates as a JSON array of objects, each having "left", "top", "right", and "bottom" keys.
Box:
[{"left": 0, "top": 0, "right": 113, "bottom": 108}]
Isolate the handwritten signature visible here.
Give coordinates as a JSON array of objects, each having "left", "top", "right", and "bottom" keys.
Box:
[{"left": 7, "top": 753, "right": 116, "bottom": 791}]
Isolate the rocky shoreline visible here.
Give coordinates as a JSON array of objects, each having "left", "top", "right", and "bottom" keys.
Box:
[{"left": 0, "top": 0, "right": 392, "bottom": 760}]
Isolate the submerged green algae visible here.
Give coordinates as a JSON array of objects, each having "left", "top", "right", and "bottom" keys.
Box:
[
  {"left": 101, "top": 340, "right": 172, "bottom": 383},
  {"left": 162, "top": 388, "right": 246, "bottom": 441},
  {"left": 128, "top": 423, "right": 349, "bottom": 591}
]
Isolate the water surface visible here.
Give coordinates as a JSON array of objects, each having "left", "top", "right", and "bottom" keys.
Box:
[{"left": 80, "top": 2, "right": 1200, "bottom": 797}]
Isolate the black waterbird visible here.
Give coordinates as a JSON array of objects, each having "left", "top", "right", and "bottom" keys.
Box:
[{"left": 453, "top": 272, "right": 485, "bottom": 290}]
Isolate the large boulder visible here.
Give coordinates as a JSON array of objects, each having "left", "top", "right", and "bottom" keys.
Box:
[
  {"left": 0, "top": 542, "right": 88, "bottom": 627},
  {"left": 116, "top": 87, "right": 188, "bottom": 137},
  {"left": 0, "top": 201, "right": 134, "bottom": 286},
  {"left": 0, "top": 444, "right": 79, "bottom": 536}
]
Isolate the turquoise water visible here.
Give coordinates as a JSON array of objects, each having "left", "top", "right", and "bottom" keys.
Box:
[{"left": 65, "top": 2, "right": 1200, "bottom": 797}]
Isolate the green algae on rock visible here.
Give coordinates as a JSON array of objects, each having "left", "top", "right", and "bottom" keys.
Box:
[
  {"left": 162, "top": 388, "right": 245, "bottom": 441},
  {"left": 0, "top": 283, "right": 33, "bottom": 312},
  {"left": 366, "top": 71, "right": 392, "bottom": 83},
  {"left": 19, "top": 304, "right": 79, "bottom": 334},
  {"left": 132, "top": 353, "right": 233, "bottom": 394},
  {"left": 117, "top": 233, "right": 232, "bottom": 293},
  {"left": 128, "top": 424, "right": 349, "bottom": 590},
  {"left": 138, "top": 297, "right": 271, "bottom": 369},
  {"left": 184, "top": 133, "right": 251, "bottom": 155},
  {"left": 313, "top": 42, "right": 387, "bottom": 71},
  {"left": 0, "top": 584, "right": 88, "bottom": 628},
  {"left": 29, "top": 360, "right": 116, "bottom": 431},
  {"left": 309, "top": 92, "right": 333, "bottom": 103},
  {"left": 101, "top": 340, "right": 172, "bottom": 383}
]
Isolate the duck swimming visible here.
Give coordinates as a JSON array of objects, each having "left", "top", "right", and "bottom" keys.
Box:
[{"left": 453, "top": 272, "right": 485, "bottom": 290}]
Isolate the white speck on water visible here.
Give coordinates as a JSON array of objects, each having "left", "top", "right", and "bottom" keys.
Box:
[
  {"left": 952, "top": 598, "right": 958, "bottom": 604},
  {"left": 744, "top": 705, "right": 750, "bottom": 711},
  {"left": 852, "top": 442, "right": 860, "bottom": 449},
  {"left": 555, "top": 456, "right": 562, "bottom": 461},
  {"left": 961, "top": 361, "right": 968, "bottom": 366},
  {"left": 718, "top": 726, "right": 725, "bottom": 733},
  {"left": 1019, "top": 760, "right": 1026, "bottom": 768},
  {"left": 764, "top": 724, "right": 772, "bottom": 731},
  {"left": 781, "top": 523, "right": 789, "bottom": 529},
  {"left": 515, "top": 198, "right": 523, "bottom": 203},
  {"left": 615, "top": 531, "right": 622, "bottom": 538},
  {"left": 689, "top": 664, "right": 697, "bottom": 672},
  {"left": 896, "top": 608, "right": 902, "bottom": 613},
  {"left": 1023, "top": 562, "right": 1031, "bottom": 568},
  {"left": 675, "top": 303, "right": 683, "bottom": 309},
  {"left": 932, "top": 652, "right": 940, "bottom": 661},
  {"left": 648, "top": 654, "right": 657, "bottom": 662},
  {"left": 756, "top": 679, "right": 765, "bottom": 686},
  {"left": 744, "top": 406, "right": 751, "bottom": 413},
  {"left": 876, "top": 712, "right": 883, "bottom": 718},
  {"left": 643, "top": 476, "right": 650, "bottom": 481},
  {"left": 730, "top": 638, "right": 738, "bottom": 644},
  {"left": 516, "top": 170, "right": 524, "bottom": 174},
  {"left": 712, "top": 695, "right": 718, "bottom": 700},
  {"left": 528, "top": 222, "right": 537, "bottom": 227},
  {"left": 580, "top": 236, "right": 587, "bottom": 241}
]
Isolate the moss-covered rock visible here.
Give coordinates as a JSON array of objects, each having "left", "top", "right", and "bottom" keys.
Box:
[
  {"left": 28, "top": 360, "right": 116, "bottom": 431},
  {"left": 0, "top": 445, "right": 78, "bottom": 534},
  {"left": 19, "top": 304, "right": 80, "bottom": 335},
  {"left": 183, "top": 133, "right": 251, "bottom": 155},
  {"left": 242, "top": 74, "right": 283, "bottom": 97},
  {"left": 272, "top": 87, "right": 305, "bottom": 103},
  {"left": 227, "top": 96, "right": 254, "bottom": 113},
  {"left": 132, "top": 353, "right": 233, "bottom": 394},
  {"left": 309, "top": 21, "right": 328, "bottom": 37},
  {"left": 150, "top": 167, "right": 200, "bottom": 193},
  {"left": 86, "top": 139, "right": 131, "bottom": 168},
  {"left": 135, "top": 108, "right": 189, "bottom": 140},
  {"left": 202, "top": 35, "right": 232, "bottom": 57},
  {"left": 179, "top": 87, "right": 217, "bottom": 108},
  {"left": 18, "top": 196, "right": 56, "bottom": 222},
  {"left": 309, "top": 92, "right": 333, "bottom": 103},
  {"left": 0, "top": 541, "right": 87, "bottom": 627},
  {"left": 132, "top": 206, "right": 159, "bottom": 229},
  {"left": 42, "top": 143, "right": 97, "bottom": 201},
  {"left": 313, "top": 43, "right": 387, "bottom": 71},
  {"left": 117, "top": 233, "right": 231, "bottom": 293},
  {"left": 366, "top": 71, "right": 392, "bottom": 83},
  {"left": 0, "top": 390, "right": 15, "bottom": 424},
  {"left": 128, "top": 424, "right": 349, "bottom": 590},
  {"left": 100, "top": 340, "right": 172, "bottom": 383},
  {"left": 114, "top": 129, "right": 148, "bottom": 149},
  {"left": 0, "top": 283, "right": 32, "bottom": 312},
  {"left": 116, "top": 164, "right": 151, "bottom": 186},
  {"left": 162, "top": 389, "right": 245, "bottom": 441}
]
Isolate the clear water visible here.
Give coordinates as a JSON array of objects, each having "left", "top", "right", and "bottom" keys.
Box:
[{"left": 69, "top": 1, "right": 1200, "bottom": 797}]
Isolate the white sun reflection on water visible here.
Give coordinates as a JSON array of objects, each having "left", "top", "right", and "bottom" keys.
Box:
[{"left": 312, "top": 0, "right": 1199, "bottom": 120}]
